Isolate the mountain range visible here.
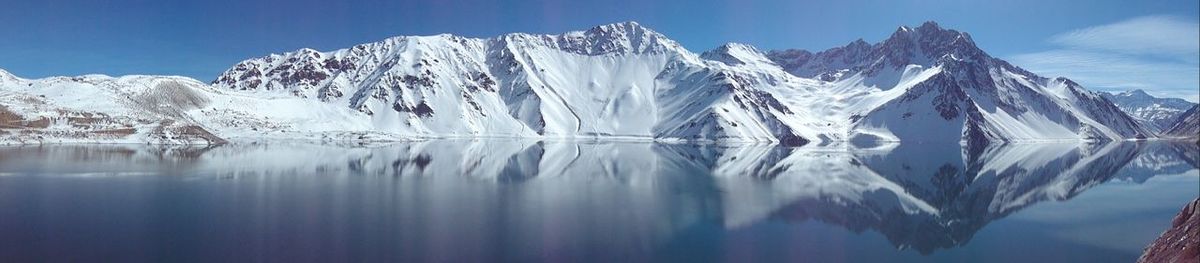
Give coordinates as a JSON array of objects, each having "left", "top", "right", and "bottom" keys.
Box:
[
  {"left": 1100, "top": 89, "right": 1196, "bottom": 133},
  {"left": 1, "top": 21, "right": 1194, "bottom": 145}
]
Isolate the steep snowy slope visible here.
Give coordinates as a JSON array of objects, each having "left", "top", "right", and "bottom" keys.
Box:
[
  {"left": 1100, "top": 89, "right": 1196, "bottom": 133},
  {"left": 210, "top": 22, "right": 820, "bottom": 144},
  {"left": 767, "top": 22, "right": 1152, "bottom": 148},
  {"left": 1162, "top": 105, "right": 1199, "bottom": 139},
  {"left": 2, "top": 21, "right": 1156, "bottom": 145}
]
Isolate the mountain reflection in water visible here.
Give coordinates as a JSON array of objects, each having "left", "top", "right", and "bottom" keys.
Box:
[{"left": 0, "top": 141, "right": 1197, "bottom": 262}]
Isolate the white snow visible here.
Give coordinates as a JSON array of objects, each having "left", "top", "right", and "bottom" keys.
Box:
[{"left": 0, "top": 21, "right": 1157, "bottom": 145}]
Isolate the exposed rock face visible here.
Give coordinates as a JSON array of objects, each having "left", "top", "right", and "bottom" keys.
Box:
[
  {"left": 207, "top": 21, "right": 819, "bottom": 144},
  {"left": 767, "top": 21, "right": 1152, "bottom": 146},
  {"left": 1163, "top": 105, "right": 1200, "bottom": 141},
  {"left": 0, "top": 21, "right": 1162, "bottom": 145},
  {"left": 1140, "top": 198, "right": 1200, "bottom": 263}
]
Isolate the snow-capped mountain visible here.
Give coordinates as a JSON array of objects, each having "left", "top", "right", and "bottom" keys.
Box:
[
  {"left": 0, "top": 21, "right": 1158, "bottom": 145},
  {"left": 0, "top": 69, "right": 224, "bottom": 144},
  {"left": 209, "top": 22, "right": 820, "bottom": 145},
  {"left": 1162, "top": 105, "right": 1199, "bottom": 139},
  {"left": 1099, "top": 89, "right": 1196, "bottom": 133},
  {"left": 766, "top": 21, "right": 1151, "bottom": 150}
]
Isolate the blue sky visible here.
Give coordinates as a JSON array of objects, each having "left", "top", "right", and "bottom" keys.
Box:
[{"left": 1, "top": 0, "right": 1197, "bottom": 101}]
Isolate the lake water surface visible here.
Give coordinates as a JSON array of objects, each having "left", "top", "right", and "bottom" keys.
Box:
[{"left": 1, "top": 141, "right": 1197, "bottom": 262}]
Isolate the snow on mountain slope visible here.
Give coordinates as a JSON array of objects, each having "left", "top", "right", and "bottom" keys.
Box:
[
  {"left": 0, "top": 72, "right": 225, "bottom": 144},
  {"left": 0, "top": 70, "right": 398, "bottom": 144},
  {"left": 1100, "top": 89, "right": 1196, "bottom": 133},
  {"left": 210, "top": 22, "right": 822, "bottom": 144},
  {"left": 1, "top": 21, "right": 1156, "bottom": 145},
  {"left": 1162, "top": 105, "right": 1199, "bottom": 139},
  {"left": 767, "top": 21, "right": 1152, "bottom": 147}
]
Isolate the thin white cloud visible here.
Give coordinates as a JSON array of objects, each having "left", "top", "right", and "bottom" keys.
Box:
[
  {"left": 1009, "top": 15, "right": 1200, "bottom": 102},
  {"left": 1011, "top": 50, "right": 1200, "bottom": 102},
  {"left": 1049, "top": 15, "right": 1199, "bottom": 59}
]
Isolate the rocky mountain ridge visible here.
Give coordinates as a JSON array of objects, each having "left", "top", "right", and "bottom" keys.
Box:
[{"left": 0, "top": 21, "right": 1168, "bottom": 145}]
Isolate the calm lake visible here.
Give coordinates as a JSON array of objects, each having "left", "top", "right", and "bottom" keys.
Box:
[{"left": 1, "top": 140, "right": 1197, "bottom": 262}]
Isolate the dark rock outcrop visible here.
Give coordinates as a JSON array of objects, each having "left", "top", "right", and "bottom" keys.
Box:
[{"left": 1140, "top": 198, "right": 1200, "bottom": 263}]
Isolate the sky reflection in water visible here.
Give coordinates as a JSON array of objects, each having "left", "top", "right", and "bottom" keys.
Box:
[{"left": 0, "top": 141, "right": 1196, "bottom": 262}]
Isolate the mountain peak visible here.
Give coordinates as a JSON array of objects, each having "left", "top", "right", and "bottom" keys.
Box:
[
  {"left": 917, "top": 21, "right": 942, "bottom": 31},
  {"left": 892, "top": 21, "right": 943, "bottom": 33},
  {"left": 1103, "top": 88, "right": 1198, "bottom": 132},
  {"left": 0, "top": 68, "right": 18, "bottom": 83},
  {"left": 525, "top": 20, "right": 682, "bottom": 55},
  {"left": 846, "top": 38, "right": 871, "bottom": 49},
  {"left": 702, "top": 42, "right": 773, "bottom": 66},
  {"left": 712, "top": 42, "right": 760, "bottom": 53},
  {"left": 886, "top": 21, "right": 967, "bottom": 40},
  {"left": 877, "top": 21, "right": 985, "bottom": 65},
  {"left": 611, "top": 21, "right": 644, "bottom": 28},
  {"left": 1119, "top": 89, "right": 1152, "bottom": 97},
  {"left": 585, "top": 21, "right": 658, "bottom": 37},
  {"left": 1052, "top": 77, "right": 1087, "bottom": 90}
]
